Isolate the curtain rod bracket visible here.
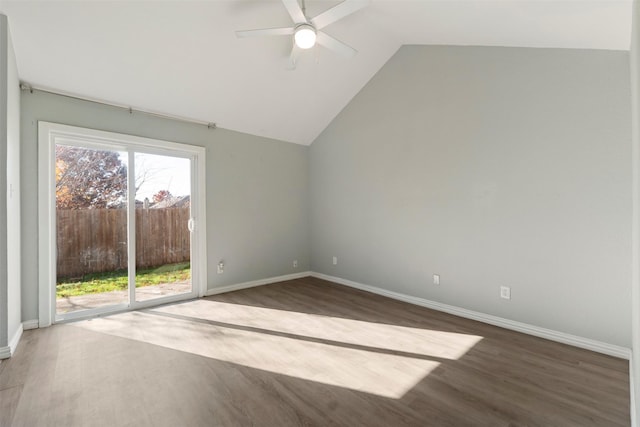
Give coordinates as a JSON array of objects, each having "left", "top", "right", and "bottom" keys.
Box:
[{"left": 20, "top": 83, "right": 33, "bottom": 93}]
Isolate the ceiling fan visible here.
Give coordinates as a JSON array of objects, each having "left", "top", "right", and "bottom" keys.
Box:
[{"left": 235, "top": 0, "right": 370, "bottom": 69}]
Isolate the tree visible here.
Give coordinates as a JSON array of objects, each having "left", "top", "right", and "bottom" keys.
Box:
[
  {"left": 56, "top": 145, "right": 127, "bottom": 209},
  {"left": 152, "top": 190, "right": 173, "bottom": 203}
]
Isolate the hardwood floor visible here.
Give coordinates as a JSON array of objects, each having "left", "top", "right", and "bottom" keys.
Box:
[{"left": 0, "top": 277, "right": 630, "bottom": 426}]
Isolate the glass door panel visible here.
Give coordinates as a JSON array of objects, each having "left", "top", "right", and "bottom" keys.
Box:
[
  {"left": 134, "top": 153, "right": 192, "bottom": 302},
  {"left": 55, "top": 144, "right": 129, "bottom": 315}
]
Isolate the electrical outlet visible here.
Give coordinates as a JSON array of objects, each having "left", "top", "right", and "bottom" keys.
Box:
[
  {"left": 217, "top": 261, "right": 224, "bottom": 274},
  {"left": 293, "top": 259, "right": 298, "bottom": 268},
  {"left": 433, "top": 274, "right": 440, "bottom": 285},
  {"left": 500, "top": 286, "right": 511, "bottom": 300},
  {"left": 333, "top": 256, "right": 338, "bottom": 265}
]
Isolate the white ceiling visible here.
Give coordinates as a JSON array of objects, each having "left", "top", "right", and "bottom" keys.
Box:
[{"left": 0, "top": 1, "right": 633, "bottom": 145}]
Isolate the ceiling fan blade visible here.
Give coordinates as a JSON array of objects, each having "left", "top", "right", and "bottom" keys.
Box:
[
  {"left": 287, "top": 45, "right": 300, "bottom": 70},
  {"left": 316, "top": 31, "right": 357, "bottom": 58},
  {"left": 282, "top": 0, "right": 307, "bottom": 24},
  {"left": 235, "top": 27, "right": 294, "bottom": 38},
  {"left": 311, "top": 0, "right": 370, "bottom": 29}
]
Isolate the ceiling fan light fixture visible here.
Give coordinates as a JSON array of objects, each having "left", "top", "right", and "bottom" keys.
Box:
[{"left": 294, "top": 24, "right": 316, "bottom": 49}]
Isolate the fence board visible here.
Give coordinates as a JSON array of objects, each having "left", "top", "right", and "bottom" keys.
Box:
[{"left": 56, "top": 208, "right": 191, "bottom": 279}]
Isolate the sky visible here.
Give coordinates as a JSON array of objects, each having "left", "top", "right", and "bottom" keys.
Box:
[{"left": 127, "top": 152, "right": 191, "bottom": 201}]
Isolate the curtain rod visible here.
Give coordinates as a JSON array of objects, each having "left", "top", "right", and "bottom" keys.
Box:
[{"left": 19, "top": 82, "right": 218, "bottom": 130}]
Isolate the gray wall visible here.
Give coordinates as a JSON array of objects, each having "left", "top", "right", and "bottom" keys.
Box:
[
  {"left": 21, "top": 90, "right": 309, "bottom": 322},
  {"left": 0, "top": 14, "right": 20, "bottom": 353},
  {"left": 630, "top": 0, "right": 639, "bottom": 418},
  {"left": 0, "top": 15, "right": 8, "bottom": 349},
  {"left": 6, "top": 20, "right": 20, "bottom": 346},
  {"left": 310, "top": 46, "right": 632, "bottom": 347}
]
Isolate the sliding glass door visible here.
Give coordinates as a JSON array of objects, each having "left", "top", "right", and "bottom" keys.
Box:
[
  {"left": 134, "top": 153, "right": 193, "bottom": 303},
  {"left": 42, "top": 123, "right": 206, "bottom": 323},
  {"left": 55, "top": 145, "right": 130, "bottom": 315}
]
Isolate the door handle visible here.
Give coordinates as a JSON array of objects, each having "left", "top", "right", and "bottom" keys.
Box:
[{"left": 188, "top": 218, "right": 195, "bottom": 232}]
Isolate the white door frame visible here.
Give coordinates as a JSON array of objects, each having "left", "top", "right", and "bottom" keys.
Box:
[{"left": 38, "top": 121, "right": 207, "bottom": 326}]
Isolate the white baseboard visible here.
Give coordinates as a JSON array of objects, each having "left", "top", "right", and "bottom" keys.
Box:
[
  {"left": 23, "top": 319, "right": 39, "bottom": 330},
  {"left": 0, "top": 323, "right": 24, "bottom": 359},
  {"left": 205, "top": 271, "right": 311, "bottom": 297},
  {"left": 1, "top": 320, "right": 50, "bottom": 360},
  {"left": 311, "top": 272, "right": 632, "bottom": 360}
]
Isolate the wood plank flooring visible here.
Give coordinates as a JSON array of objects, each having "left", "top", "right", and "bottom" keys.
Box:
[{"left": 0, "top": 277, "right": 630, "bottom": 426}]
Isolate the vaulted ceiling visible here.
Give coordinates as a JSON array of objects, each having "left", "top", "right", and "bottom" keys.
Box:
[{"left": 0, "top": 1, "right": 633, "bottom": 145}]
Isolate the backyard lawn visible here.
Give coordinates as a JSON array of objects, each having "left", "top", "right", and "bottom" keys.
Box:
[{"left": 56, "top": 262, "right": 190, "bottom": 298}]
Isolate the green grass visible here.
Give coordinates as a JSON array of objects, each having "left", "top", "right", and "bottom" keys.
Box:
[{"left": 56, "top": 262, "right": 190, "bottom": 298}]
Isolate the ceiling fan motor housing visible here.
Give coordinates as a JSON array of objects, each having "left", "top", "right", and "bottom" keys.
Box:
[{"left": 294, "top": 24, "right": 317, "bottom": 49}]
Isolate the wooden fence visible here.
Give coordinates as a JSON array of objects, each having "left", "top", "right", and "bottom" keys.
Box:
[{"left": 56, "top": 208, "right": 191, "bottom": 279}]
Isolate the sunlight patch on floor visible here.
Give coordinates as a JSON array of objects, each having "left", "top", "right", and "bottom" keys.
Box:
[
  {"left": 157, "top": 299, "right": 483, "bottom": 360},
  {"left": 73, "top": 299, "right": 483, "bottom": 398}
]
